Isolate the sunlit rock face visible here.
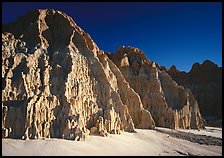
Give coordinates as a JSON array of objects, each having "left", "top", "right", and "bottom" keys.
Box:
[
  {"left": 167, "top": 60, "right": 222, "bottom": 126},
  {"left": 2, "top": 9, "right": 155, "bottom": 140},
  {"left": 107, "top": 46, "right": 205, "bottom": 129}
]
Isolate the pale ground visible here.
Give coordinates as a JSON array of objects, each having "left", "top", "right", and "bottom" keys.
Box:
[
  {"left": 177, "top": 126, "right": 222, "bottom": 138},
  {"left": 2, "top": 126, "right": 222, "bottom": 156}
]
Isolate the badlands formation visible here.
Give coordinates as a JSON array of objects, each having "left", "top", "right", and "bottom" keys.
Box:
[
  {"left": 2, "top": 9, "right": 206, "bottom": 141},
  {"left": 107, "top": 46, "right": 204, "bottom": 129},
  {"left": 167, "top": 61, "right": 222, "bottom": 126}
]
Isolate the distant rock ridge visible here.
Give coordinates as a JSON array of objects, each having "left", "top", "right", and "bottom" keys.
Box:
[
  {"left": 107, "top": 46, "right": 205, "bottom": 129},
  {"left": 167, "top": 60, "right": 222, "bottom": 126}
]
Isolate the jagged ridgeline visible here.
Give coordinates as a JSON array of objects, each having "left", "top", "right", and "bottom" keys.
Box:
[
  {"left": 107, "top": 46, "right": 204, "bottom": 129},
  {"left": 2, "top": 9, "right": 204, "bottom": 141},
  {"left": 167, "top": 60, "right": 222, "bottom": 126}
]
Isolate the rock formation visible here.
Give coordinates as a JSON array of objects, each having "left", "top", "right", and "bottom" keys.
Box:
[
  {"left": 167, "top": 60, "right": 222, "bottom": 126},
  {"left": 2, "top": 9, "right": 155, "bottom": 140},
  {"left": 107, "top": 46, "right": 205, "bottom": 129}
]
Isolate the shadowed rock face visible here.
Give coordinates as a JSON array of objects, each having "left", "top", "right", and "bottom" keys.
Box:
[
  {"left": 107, "top": 46, "right": 205, "bottom": 129},
  {"left": 167, "top": 60, "right": 222, "bottom": 126},
  {"left": 2, "top": 9, "right": 155, "bottom": 140}
]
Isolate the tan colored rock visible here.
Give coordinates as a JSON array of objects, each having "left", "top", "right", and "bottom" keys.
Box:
[
  {"left": 107, "top": 46, "right": 204, "bottom": 129},
  {"left": 97, "top": 52, "right": 155, "bottom": 130},
  {"left": 2, "top": 128, "right": 8, "bottom": 138},
  {"left": 137, "top": 109, "right": 155, "bottom": 129},
  {"left": 167, "top": 61, "right": 222, "bottom": 127},
  {"left": 90, "top": 127, "right": 98, "bottom": 135},
  {"left": 2, "top": 9, "right": 155, "bottom": 140}
]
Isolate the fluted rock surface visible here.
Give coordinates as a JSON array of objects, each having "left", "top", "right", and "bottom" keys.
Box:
[
  {"left": 2, "top": 9, "right": 155, "bottom": 140},
  {"left": 107, "top": 46, "right": 204, "bottom": 129},
  {"left": 167, "top": 60, "right": 222, "bottom": 126}
]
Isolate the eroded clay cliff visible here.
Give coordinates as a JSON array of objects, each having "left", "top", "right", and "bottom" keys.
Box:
[
  {"left": 167, "top": 60, "right": 222, "bottom": 126},
  {"left": 2, "top": 9, "right": 155, "bottom": 140},
  {"left": 107, "top": 46, "right": 205, "bottom": 129}
]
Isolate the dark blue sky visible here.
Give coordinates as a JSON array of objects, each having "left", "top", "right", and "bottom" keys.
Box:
[{"left": 2, "top": 2, "right": 222, "bottom": 72}]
